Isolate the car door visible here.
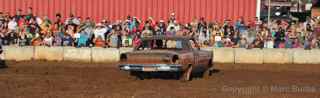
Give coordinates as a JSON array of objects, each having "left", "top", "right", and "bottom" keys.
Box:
[{"left": 189, "top": 39, "right": 201, "bottom": 67}]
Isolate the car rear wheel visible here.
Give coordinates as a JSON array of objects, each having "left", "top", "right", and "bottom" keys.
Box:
[
  {"left": 203, "top": 60, "right": 214, "bottom": 79},
  {"left": 180, "top": 65, "right": 193, "bottom": 82},
  {"left": 129, "top": 71, "right": 144, "bottom": 80}
]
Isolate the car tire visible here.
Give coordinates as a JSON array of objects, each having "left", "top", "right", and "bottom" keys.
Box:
[
  {"left": 203, "top": 60, "right": 214, "bottom": 79},
  {"left": 180, "top": 65, "right": 193, "bottom": 82},
  {"left": 130, "top": 71, "right": 144, "bottom": 80}
]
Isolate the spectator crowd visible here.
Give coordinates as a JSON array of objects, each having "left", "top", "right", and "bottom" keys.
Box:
[{"left": 0, "top": 7, "right": 320, "bottom": 49}]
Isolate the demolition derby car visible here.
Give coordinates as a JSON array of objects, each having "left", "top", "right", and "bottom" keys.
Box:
[{"left": 119, "top": 36, "right": 213, "bottom": 81}]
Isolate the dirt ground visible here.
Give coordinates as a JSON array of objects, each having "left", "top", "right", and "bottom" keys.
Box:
[{"left": 0, "top": 61, "right": 320, "bottom": 98}]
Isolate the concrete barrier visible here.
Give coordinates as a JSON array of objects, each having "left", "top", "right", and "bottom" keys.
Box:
[
  {"left": 119, "top": 48, "right": 134, "bottom": 54},
  {"left": 34, "top": 46, "right": 64, "bottom": 61},
  {"left": 293, "top": 49, "right": 320, "bottom": 64},
  {"left": 235, "top": 48, "right": 263, "bottom": 64},
  {"left": 213, "top": 48, "right": 234, "bottom": 63},
  {"left": 63, "top": 47, "right": 91, "bottom": 62},
  {"left": 91, "top": 48, "right": 120, "bottom": 63},
  {"left": 3, "top": 46, "right": 34, "bottom": 61},
  {"left": 5, "top": 46, "right": 320, "bottom": 65},
  {"left": 263, "top": 49, "right": 293, "bottom": 64}
]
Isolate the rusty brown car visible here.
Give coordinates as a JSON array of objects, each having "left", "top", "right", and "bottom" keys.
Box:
[{"left": 119, "top": 36, "right": 213, "bottom": 81}]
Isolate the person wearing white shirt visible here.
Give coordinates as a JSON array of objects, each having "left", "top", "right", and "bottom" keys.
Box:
[
  {"left": 8, "top": 18, "right": 17, "bottom": 31},
  {"left": 43, "top": 34, "right": 53, "bottom": 46},
  {"left": 93, "top": 23, "right": 107, "bottom": 40}
]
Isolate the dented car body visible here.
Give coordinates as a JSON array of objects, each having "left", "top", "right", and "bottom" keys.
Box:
[{"left": 119, "top": 36, "right": 213, "bottom": 81}]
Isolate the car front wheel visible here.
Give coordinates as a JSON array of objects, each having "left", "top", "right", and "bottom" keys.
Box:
[{"left": 180, "top": 65, "right": 193, "bottom": 82}]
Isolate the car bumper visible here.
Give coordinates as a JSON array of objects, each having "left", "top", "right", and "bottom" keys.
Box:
[{"left": 119, "top": 64, "right": 183, "bottom": 72}]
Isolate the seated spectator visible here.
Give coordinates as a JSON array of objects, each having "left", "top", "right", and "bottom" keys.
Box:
[
  {"left": 107, "top": 30, "right": 119, "bottom": 48},
  {"left": 223, "top": 36, "right": 234, "bottom": 48},
  {"left": 121, "top": 32, "right": 132, "bottom": 47},
  {"left": 249, "top": 36, "right": 264, "bottom": 49},
  {"left": 18, "top": 32, "right": 27, "bottom": 46},
  {"left": 292, "top": 38, "right": 302, "bottom": 48},
  {"left": 53, "top": 33, "right": 62, "bottom": 46},
  {"left": 31, "top": 37, "right": 42, "bottom": 46},
  {"left": 77, "top": 31, "right": 89, "bottom": 47},
  {"left": 141, "top": 26, "right": 153, "bottom": 38},
  {"left": 264, "top": 35, "right": 274, "bottom": 48},
  {"left": 236, "top": 35, "right": 248, "bottom": 48},
  {"left": 62, "top": 33, "right": 73, "bottom": 46},
  {"left": 43, "top": 34, "right": 53, "bottom": 46},
  {"left": 286, "top": 30, "right": 298, "bottom": 48},
  {"left": 6, "top": 30, "right": 18, "bottom": 45},
  {"left": 214, "top": 33, "right": 223, "bottom": 48},
  {"left": 132, "top": 35, "right": 142, "bottom": 50}
]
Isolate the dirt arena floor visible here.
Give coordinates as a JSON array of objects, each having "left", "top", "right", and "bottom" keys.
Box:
[{"left": 0, "top": 61, "right": 320, "bottom": 98}]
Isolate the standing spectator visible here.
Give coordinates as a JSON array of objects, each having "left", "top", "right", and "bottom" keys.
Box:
[
  {"left": 25, "top": 7, "right": 34, "bottom": 22},
  {"left": 169, "top": 13, "right": 176, "bottom": 24},
  {"left": 40, "top": 16, "right": 52, "bottom": 36},
  {"left": 26, "top": 18, "right": 40, "bottom": 45},
  {"left": 107, "top": 29, "right": 119, "bottom": 48},
  {"left": 93, "top": 23, "right": 107, "bottom": 41},
  {"left": 6, "top": 18, "right": 18, "bottom": 45},
  {"left": 93, "top": 23, "right": 107, "bottom": 47},
  {"left": 197, "top": 17, "right": 207, "bottom": 33},
  {"left": 235, "top": 17, "right": 246, "bottom": 34},
  {"left": 80, "top": 17, "right": 95, "bottom": 47},
  {"left": 166, "top": 27, "right": 176, "bottom": 37},
  {"left": 13, "top": 9, "right": 23, "bottom": 22},
  {"left": 198, "top": 27, "right": 209, "bottom": 47},
  {"left": 8, "top": 18, "right": 18, "bottom": 32},
  {"left": 53, "top": 13, "right": 64, "bottom": 38}
]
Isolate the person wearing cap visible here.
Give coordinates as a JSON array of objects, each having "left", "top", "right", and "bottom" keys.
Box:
[
  {"left": 40, "top": 16, "right": 52, "bottom": 36},
  {"left": 169, "top": 12, "right": 176, "bottom": 24},
  {"left": 93, "top": 23, "right": 107, "bottom": 42},
  {"left": 158, "top": 20, "right": 166, "bottom": 35},
  {"left": 235, "top": 35, "right": 248, "bottom": 48}
]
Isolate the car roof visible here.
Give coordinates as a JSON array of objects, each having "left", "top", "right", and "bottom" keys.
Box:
[{"left": 141, "top": 35, "right": 194, "bottom": 40}]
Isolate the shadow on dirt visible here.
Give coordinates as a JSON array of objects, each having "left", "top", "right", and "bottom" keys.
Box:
[
  {"left": 129, "top": 69, "right": 221, "bottom": 80},
  {"left": 0, "top": 60, "right": 7, "bottom": 69}
]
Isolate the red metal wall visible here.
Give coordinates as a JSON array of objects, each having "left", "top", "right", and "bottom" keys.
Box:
[{"left": 0, "top": 0, "right": 257, "bottom": 23}]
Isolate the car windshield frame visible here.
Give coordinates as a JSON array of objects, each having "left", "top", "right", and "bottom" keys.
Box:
[{"left": 135, "top": 38, "right": 194, "bottom": 51}]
